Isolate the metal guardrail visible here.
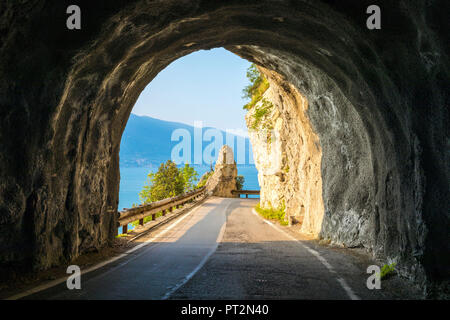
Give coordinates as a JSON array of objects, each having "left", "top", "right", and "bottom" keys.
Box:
[
  {"left": 117, "top": 186, "right": 207, "bottom": 233},
  {"left": 231, "top": 190, "right": 260, "bottom": 198}
]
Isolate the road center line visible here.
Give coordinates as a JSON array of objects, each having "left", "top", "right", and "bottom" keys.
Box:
[
  {"left": 251, "top": 208, "right": 360, "bottom": 300},
  {"left": 161, "top": 201, "right": 231, "bottom": 300}
]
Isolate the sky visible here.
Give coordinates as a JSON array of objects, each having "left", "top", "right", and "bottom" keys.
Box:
[{"left": 131, "top": 48, "right": 252, "bottom": 137}]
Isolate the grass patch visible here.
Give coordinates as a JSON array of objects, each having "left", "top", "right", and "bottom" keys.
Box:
[
  {"left": 255, "top": 202, "right": 288, "bottom": 226},
  {"left": 115, "top": 233, "right": 130, "bottom": 238},
  {"left": 131, "top": 211, "right": 164, "bottom": 227},
  {"left": 380, "top": 263, "right": 396, "bottom": 279}
]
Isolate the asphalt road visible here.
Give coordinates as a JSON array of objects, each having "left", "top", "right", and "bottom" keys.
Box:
[{"left": 24, "top": 197, "right": 416, "bottom": 300}]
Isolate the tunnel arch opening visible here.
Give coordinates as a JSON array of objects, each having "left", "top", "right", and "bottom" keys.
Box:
[
  {"left": 51, "top": 7, "right": 416, "bottom": 280},
  {"left": 116, "top": 48, "right": 260, "bottom": 227},
  {"left": 1, "top": 1, "right": 448, "bottom": 290}
]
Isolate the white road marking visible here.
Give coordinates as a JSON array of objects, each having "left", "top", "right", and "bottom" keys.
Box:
[
  {"left": 161, "top": 221, "right": 227, "bottom": 300},
  {"left": 6, "top": 202, "right": 205, "bottom": 300},
  {"left": 337, "top": 277, "right": 360, "bottom": 300},
  {"left": 251, "top": 208, "right": 360, "bottom": 300},
  {"left": 161, "top": 200, "right": 232, "bottom": 299}
]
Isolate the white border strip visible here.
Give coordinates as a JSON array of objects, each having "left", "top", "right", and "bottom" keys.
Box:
[
  {"left": 251, "top": 208, "right": 360, "bottom": 300},
  {"left": 161, "top": 200, "right": 232, "bottom": 299},
  {"left": 161, "top": 222, "right": 227, "bottom": 300},
  {"left": 6, "top": 203, "right": 204, "bottom": 300}
]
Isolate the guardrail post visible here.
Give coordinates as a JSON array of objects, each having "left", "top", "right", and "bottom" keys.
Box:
[
  {"left": 162, "top": 209, "right": 166, "bottom": 216},
  {"left": 139, "top": 218, "right": 144, "bottom": 226},
  {"left": 122, "top": 224, "right": 128, "bottom": 234},
  {"left": 246, "top": 194, "right": 248, "bottom": 198},
  {"left": 169, "top": 207, "right": 173, "bottom": 212},
  {"left": 152, "top": 213, "right": 156, "bottom": 220}
]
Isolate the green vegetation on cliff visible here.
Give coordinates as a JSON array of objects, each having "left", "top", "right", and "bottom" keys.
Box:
[
  {"left": 242, "top": 64, "right": 274, "bottom": 131},
  {"left": 380, "top": 263, "right": 397, "bottom": 279},
  {"left": 242, "top": 64, "right": 269, "bottom": 110},
  {"left": 197, "top": 170, "right": 213, "bottom": 188},
  {"left": 250, "top": 98, "right": 274, "bottom": 130}
]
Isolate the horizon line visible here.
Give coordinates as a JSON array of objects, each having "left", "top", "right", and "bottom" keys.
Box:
[{"left": 130, "top": 112, "right": 249, "bottom": 138}]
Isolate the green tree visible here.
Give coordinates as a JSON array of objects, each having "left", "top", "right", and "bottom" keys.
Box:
[
  {"left": 181, "top": 163, "right": 198, "bottom": 191},
  {"left": 139, "top": 160, "right": 185, "bottom": 203},
  {"left": 236, "top": 175, "right": 245, "bottom": 190}
]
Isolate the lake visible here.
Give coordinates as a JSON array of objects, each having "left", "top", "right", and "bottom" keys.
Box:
[{"left": 118, "top": 165, "right": 260, "bottom": 211}]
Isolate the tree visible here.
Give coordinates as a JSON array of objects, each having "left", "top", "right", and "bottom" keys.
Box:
[
  {"left": 181, "top": 163, "right": 198, "bottom": 191},
  {"left": 139, "top": 160, "right": 185, "bottom": 203},
  {"left": 236, "top": 175, "right": 245, "bottom": 190}
]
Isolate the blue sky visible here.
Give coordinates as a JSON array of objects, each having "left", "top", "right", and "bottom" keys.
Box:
[{"left": 131, "top": 48, "right": 251, "bottom": 136}]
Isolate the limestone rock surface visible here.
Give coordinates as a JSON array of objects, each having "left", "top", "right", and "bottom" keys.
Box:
[
  {"left": 246, "top": 67, "right": 323, "bottom": 233},
  {"left": 206, "top": 146, "right": 238, "bottom": 198}
]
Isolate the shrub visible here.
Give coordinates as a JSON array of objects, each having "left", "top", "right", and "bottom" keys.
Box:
[
  {"left": 236, "top": 175, "right": 245, "bottom": 190},
  {"left": 242, "top": 64, "right": 274, "bottom": 133},
  {"left": 250, "top": 98, "right": 274, "bottom": 130},
  {"left": 380, "top": 263, "right": 397, "bottom": 279},
  {"left": 255, "top": 201, "right": 288, "bottom": 226},
  {"left": 242, "top": 64, "right": 270, "bottom": 111}
]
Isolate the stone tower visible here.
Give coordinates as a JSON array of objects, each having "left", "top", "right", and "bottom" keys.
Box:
[{"left": 206, "top": 145, "right": 238, "bottom": 197}]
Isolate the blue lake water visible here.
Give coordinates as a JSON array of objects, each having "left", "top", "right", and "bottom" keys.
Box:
[
  {"left": 118, "top": 165, "right": 260, "bottom": 211},
  {"left": 118, "top": 165, "right": 259, "bottom": 234}
]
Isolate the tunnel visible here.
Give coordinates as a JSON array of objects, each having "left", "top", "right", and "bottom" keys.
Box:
[{"left": 0, "top": 0, "right": 448, "bottom": 294}]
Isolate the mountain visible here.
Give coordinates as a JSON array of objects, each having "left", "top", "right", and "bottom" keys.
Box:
[{"left": 119, "top": 114, "right": 253, "bottom": 168}]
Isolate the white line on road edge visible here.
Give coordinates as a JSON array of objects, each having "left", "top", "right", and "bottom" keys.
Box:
[
  {"left": 161, "top": 201, "right": 231, "bottom": 300},
  {"left": 251, "top": 208, "right": 360, "bottom": 300},
  {"left": 6, "top": 201, "right": 205, "bottom": 300}
]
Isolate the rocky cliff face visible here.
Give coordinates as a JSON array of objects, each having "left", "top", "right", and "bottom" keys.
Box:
[
  {"left": 246, "top": 67, "right": 324, "bottom": 234},
  {"left": 0, "top": 1, "right": 448, "bottom": 293}
]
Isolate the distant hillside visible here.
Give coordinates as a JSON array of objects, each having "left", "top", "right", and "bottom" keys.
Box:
[{"left": 120, "top": 114, "right": 253, "bottom": 168}]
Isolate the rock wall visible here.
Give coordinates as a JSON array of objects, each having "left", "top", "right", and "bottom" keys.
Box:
[
  {"left": 246, "top": 67, "right": 324, "bottom": 234},
  {"left": 0, "top": 1, "right": 448, "bottom": 292}
]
